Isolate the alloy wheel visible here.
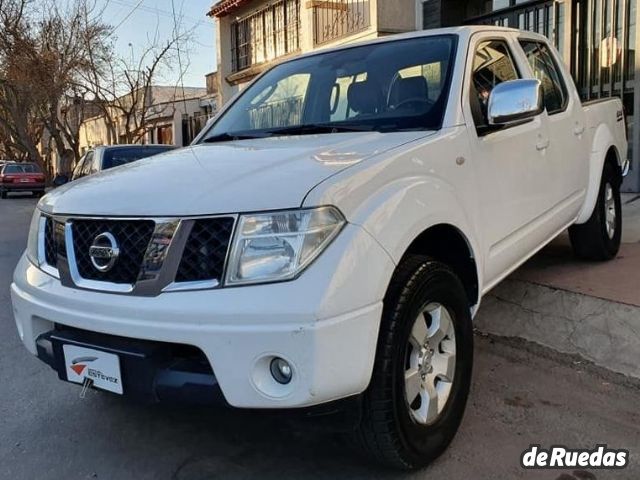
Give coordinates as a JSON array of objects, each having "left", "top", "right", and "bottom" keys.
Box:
[
  {"left": 604, "top": 182, "right": 617, "bottom": 239},
  {"left": 404, "top": 302, "right": 457, "bottom": 425}
]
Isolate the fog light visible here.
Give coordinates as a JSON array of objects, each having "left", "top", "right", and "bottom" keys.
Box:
[{"left": 270, "top": 357, "right": 292, "bottom": 385}]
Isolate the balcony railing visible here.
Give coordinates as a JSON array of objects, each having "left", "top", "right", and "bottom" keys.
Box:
[
  {"left": 230, "top": 0, "right": 301, "bottom": 73},
  {"left": 312, "top": 0, "right": 371, "bottom": 46}
]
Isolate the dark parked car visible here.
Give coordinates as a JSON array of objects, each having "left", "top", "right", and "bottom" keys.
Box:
[
  {"left": 71, "top": 145, "right": 176, "bottom": 181},
  {"left": 0, "top": 162, "right": 45, "bottom": 198}
]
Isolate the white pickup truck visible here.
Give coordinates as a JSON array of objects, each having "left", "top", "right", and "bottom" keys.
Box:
[{"left": 11, "top": 26, "right": 628, "bottom": 469}]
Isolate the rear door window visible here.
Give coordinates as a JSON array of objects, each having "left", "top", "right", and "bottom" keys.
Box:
[{"left": 519, "top": 40, "right": 568, "bottom": 114}]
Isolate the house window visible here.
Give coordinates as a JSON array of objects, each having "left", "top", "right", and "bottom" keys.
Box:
[
  {"left": 312, "top": 0, "right": 371, "bottom": 45},
  {"left": 156, "top": 125, "right": 173, "bottom": 145},
  {"left": 231, "top": 0, "right": 301, "bottom": 73}
]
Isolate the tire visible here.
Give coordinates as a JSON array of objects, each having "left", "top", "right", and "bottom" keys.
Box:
[
  {"left": 352, "top": 255, "right": 473, "bottom": 470},
  {"left": 569, "top": 162, "right": 622, "bottom": 261},
  {"left": 0, "top": 190, "right": 6, "bottom": 199}
]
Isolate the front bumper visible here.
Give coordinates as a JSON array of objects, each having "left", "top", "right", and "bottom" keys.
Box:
[
  {"left": 11, "top": 224, "right": 394, "bottom": 408},
  {"left": 36, "top": 326, "right": 226, "bottom": 404}
]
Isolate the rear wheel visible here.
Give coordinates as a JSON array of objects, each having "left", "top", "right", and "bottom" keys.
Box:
[
  {"left": 352, "top": 256, "right": 473, "bottom": 470},
  {"left": 569, "top": 162, "right": 622, "bottom": 261},
  {"left": 0, "top": 190, "right": 7, "bottom": 199}
]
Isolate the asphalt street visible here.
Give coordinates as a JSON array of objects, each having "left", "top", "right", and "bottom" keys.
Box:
[{"left": 1, "top": 195, "right": 639, "bottom": 480}]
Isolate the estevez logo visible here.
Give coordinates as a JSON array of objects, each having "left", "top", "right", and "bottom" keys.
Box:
[
  {"left": 521, "top": 445, "right": 629, "bottom": 469},
  {"left": 70, "top": 356, "right": 119, "bottom": 385},
  {"left": 70, "top": 356, "right": 98, "bottom": 376}
]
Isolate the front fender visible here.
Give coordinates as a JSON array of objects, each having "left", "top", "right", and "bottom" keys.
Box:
[
  {"left": 308, "top": 172, "right": 483, "bottom": 304},
  {"left": 353, "top": 178, "right": 480, "bottom": 263}
]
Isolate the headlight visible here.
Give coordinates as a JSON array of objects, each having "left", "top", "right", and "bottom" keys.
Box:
[
  {"left": 26, "top": 209, "right": 42, "bottom": 266},
  {"left": 225, "top": 206, "right": 345, "bottom": 286}
]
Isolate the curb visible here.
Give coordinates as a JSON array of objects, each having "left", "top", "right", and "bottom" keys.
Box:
[{"left": 474, "top": 279, "right": 640, "bottom": 379}]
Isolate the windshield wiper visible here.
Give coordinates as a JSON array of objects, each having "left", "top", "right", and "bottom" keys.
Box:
[
  {"left": 203, "top": 123, "right": 394, "bottom": 144},
  {"left": 202, "top": 131, "right": 273, "bottom": 143},
  {"left": 264, "top": 123, "right": 376, "bottom": 136}
]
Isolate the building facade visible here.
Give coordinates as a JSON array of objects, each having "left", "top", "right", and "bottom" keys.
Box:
[
  {"left": 78, "top": 86, "right": 209, "bottom": 153},
  {"left": 208, "top": 0, "right": 419, "bottom": 101},
  {"left": 208, "top": 0, "right": 639, "bottom": 191}
]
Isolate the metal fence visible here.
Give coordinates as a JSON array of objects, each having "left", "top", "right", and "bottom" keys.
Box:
[
  {"left": 230, "top": 0, "right": 301, "bottom": 73},
  {"left": 466, "top": 1, "right": 561, "bottom": 51},
  {"left": 312, "top": 0, "right": 371, "bottom": 46},
  {"left": 247, "top": 97, "right": 305, "bottom": 129}
]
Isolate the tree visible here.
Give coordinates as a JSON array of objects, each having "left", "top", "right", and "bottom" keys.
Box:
[
  {"left": 0, "top": 0, "right": 196, "bottom": 175},
  {"left": 0, "top": 0, "right": 45, "bottom": 164},
  {"left": 35, "top": 0, "right": 111, "bottom": 166},
  {"left": 0, "top": 0, "right": 110, "bottom": 174},
  {"left": 81, "top": 18, "right": 194, "bottom": 145}
]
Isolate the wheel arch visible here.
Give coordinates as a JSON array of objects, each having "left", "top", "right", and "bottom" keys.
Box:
[
  {"left": 397, "top": 224, "right": 480, "bottom": 308},
  {"left": 576, "top": 124, "right": 623, "bottom": 224},
  {"left": 604, "top": 146, "right": 623, "bottom": 184}
]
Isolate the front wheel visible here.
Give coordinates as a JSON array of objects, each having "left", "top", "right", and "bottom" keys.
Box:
[
  {"left": 569, "top": 162, "right": 622, "bottom": 261},
  {"left": 352, "top": 256, "right": 473, "bottom": 470}
]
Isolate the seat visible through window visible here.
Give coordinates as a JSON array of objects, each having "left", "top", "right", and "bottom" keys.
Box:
[
  {"left": 347, "top": 80, "right": 383, "bottom": 117},
  {"left": 470, "top": 40, "right": 520, "bottom": 131},
  {"left": 388, "top": 76, "right": 430, "bottom": 112}
]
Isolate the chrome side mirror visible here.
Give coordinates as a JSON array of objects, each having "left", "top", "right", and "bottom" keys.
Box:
[{"left": 488, "top": 79, "right": 544, "bottom": 126}]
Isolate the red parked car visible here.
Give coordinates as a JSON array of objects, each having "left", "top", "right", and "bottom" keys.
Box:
[{"left": 0, "top": 162, "right": 46, "bottom": 199}]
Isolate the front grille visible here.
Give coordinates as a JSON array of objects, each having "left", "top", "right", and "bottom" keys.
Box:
[
  {"left": 44, "top": 217, "right": 65, "bottom": 268},
  {"left": 71, "top": 220, "right": 155, "bottom": 284},
  {"left": 44, "top": 217, "right": 58, "bottom": 267},
  {"left": 175, "top": 218, "right": 235, "bottom": 283}
]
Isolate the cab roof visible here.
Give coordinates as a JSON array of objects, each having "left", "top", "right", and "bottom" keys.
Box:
[{"left": 282, "top": 26, "right": 548, "bottom": 64}]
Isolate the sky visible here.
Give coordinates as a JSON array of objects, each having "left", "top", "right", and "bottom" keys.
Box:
[{"left": 87, "top": 0, "right": 217, "bottom": 88}]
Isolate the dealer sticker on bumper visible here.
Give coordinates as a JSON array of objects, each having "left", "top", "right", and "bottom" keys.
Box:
[{"left": 63, "top": 345, "right": 123, "bottom": 395}]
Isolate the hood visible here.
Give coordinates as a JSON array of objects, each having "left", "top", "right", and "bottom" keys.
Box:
[{"left": 41, "top": 131, "right": 434, "bottom": 216}]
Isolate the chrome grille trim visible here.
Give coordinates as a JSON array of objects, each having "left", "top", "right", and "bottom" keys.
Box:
[
  {"left": 38, "top": 216, "right": 60, "bottom": 279},
  {"left": 39, "top": 214, "right": 238, "bottom": 296}
]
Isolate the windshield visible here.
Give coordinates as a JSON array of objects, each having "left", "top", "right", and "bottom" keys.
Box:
[
  {"left": 102, "top": 146, "right": 174, "bottom": 170},
  {"left": 200, "top": 35, "right": 457, "bottom": 142}
]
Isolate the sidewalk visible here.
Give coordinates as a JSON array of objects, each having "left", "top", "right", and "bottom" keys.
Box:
[
  {"left": 475, "top": 194, "right": 640, "bottom": 379},
  {"left": 513, "top": 194, "right": 640, "bottom": 307}
]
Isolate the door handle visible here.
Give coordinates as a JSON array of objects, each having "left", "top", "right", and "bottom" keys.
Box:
[{"left": 536, "top": 139, "right": 550, "bottom": 151}]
